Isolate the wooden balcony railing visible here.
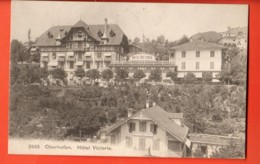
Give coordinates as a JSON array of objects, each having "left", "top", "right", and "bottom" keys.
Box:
[{"left": 110, "top": 61, "right": 176, "bottom": 66}]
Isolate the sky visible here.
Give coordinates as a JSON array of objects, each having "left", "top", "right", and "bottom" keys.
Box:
[{"left": 11, "top": 1, "right": 248, "bottom": 43}]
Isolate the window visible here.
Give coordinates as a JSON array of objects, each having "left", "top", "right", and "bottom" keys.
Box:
[
  {"left": 126, "top": 137, "right": 132, "bottom": 148},
  {"left": 78, "top": 42, "right": 82, "bottom": 48},
  {"left": 171, "top": 52, "right": 175, "bottom": 58},
  {"left": 153, "top": 139, "right": 160, "bottom": 151},
  {"left": 69, "top": 62, "right": 74, "bottom": 69},
  {"left": 181, "top": 51, "right": 186, "bottom": 58},
  {"left": 139, "top": 138, "right": 146, "bottom": 150},
  {"left": 97, "top": 52, "right": 102, "bottom": 59},
  {"left": 139, "top": 121, "right": 147, "bottom": 132},
  {"left": 196, "top": 62, "right": 200, "bottom": 70},
  {"left": 210, "top": 62, "right": 214, "bottom": 69},
  {"left": 52, "top": 52, "right": 56, "bottom": 60},
  {"left": 150, "top": 124, "right": 157, "bottom": 134},
  {"left": 181, "top": 62, "right": 186, "bottom": 70},
  {"left": 78, "top": 53, "right": 82, "bottom": 61},
  {"left": 86, "top": 62, "right": 91, "bottom": 69},
  {"left": 196, "top": 51, "right": 200, "bottom": 57},
  {"left": 210, "top": 51, "right": 215, "bottom": 57},
  {"left": 129, "top": 122, "right": 136, "bottom": 133}
]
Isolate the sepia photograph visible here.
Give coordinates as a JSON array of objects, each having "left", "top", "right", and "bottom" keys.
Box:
[{"left": 9, "top": 1, "right": 248, "bottom": 158}]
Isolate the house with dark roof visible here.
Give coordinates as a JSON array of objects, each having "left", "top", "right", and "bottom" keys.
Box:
[
  {"left": 98, "top": 101, "right": 190, "bottom": 157},
  {"left": 36, "top": 19, "right": 129, "bottom": 84},
  {"left": 169, "top": 40, "right": 227, "bottom": 79}
]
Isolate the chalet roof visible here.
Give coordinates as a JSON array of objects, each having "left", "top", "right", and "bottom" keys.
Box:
[
  {"left": 189, "top": 133, "right": 244, "bottom": 146},
  {"left": 36, "top": 20, "right": 126, "bottom": 46},
  {"left": 36, "top": 26, "right": 72, "bottom": 46},
  {"left": 100, "top": 105, "right": 188, "bottom": 142},
  {"left": 142, "top": 106, "right": 188, "bottom": 141},
  {"left": 170, "top": 41, "right": 226, "bottom": 51}
]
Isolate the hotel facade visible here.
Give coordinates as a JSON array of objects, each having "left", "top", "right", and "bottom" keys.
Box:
[{"left": 36, "top": 19, "right": 129, "bottom": 83}]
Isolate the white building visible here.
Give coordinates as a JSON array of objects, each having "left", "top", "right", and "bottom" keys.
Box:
[{"left": 169, "top": 41, "right": 226, "bottom": 79}]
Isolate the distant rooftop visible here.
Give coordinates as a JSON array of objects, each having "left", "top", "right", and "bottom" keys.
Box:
[{"left": 170, "top": 41, "right": 226, "bottom": 51}]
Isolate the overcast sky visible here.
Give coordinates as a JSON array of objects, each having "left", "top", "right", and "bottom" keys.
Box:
[{"left": 11, "top": 1, "right": 248, "bottom": 42}]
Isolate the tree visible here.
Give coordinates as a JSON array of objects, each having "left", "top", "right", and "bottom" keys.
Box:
[
  {"left": 149, "top": 68, "right": 162, "bottom": 82},
  {"left": 211, "top": 140, "right": 245, "bottom": 158},
  {"left": 11, "top": 39, "right": 29, "bottom": 64},
  {"left": 166, "top": 71, "right": 178, "bottom": 83},
  {"left": 133, "top": 37, "right": 141, "bottom": 43},
  {"left": 50, "top": 68, "right": 67, "bottom": 84},
  {"left": 178, "top": 35, "right": 190, "bottom": 45},
  {"left": 10, "top": 64, "right": 20, "bottom": 85},
  {"left": 183, "top": 72, "right": 196, "bottom": 84},
  {"left": 86, "top": 69, "right": 100, "bottom": 84},
  {"left": 202, "top": 72, "right": 213, "bottom": 84},
  {"left": 133, "top": 69, "right": 146, "bottom": 82},
  {"left": 156, "top": 35, "right": 165, "bottom": 44},
  {"left": 115, "top": 68, "right": 129, "bottom": 82},
  {"left": 75, "top": 68, "right": 85, "bottom": 85},
  {"left": 31, "top": 52, "right": 41, "bottom": 63},
  {"left": 101, "top": 69, "right": 113, "bottom": 83}
]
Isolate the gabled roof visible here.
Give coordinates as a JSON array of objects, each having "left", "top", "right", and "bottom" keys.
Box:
[
  {"left": 170, "top": 41, "right": 226, "bottom": 51},
  {"left": 36, "top": 20, "right": 126, "bottom": 46},
  {"left": 35, "top": 26, "right": 72, "bottom": 46},
  {"left": 100, "top": 105, "right": 188, "bottom": 142}
]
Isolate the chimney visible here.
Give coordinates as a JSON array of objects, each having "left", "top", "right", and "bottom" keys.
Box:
[
  {"left": 127, "top": 108, "right": 133, "bottom": 117},
  {"left": 146, "top": 100, "right": 150, "bottom": 109},
  {"left": 105, "top": 18, "right": 108, "bottom": 32},
  {"left": 101, "top": 18, "right": 109, "bottom": 44}
]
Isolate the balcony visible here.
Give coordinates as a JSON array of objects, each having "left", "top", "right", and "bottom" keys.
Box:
[
  {"left": 110, "top": 61, "right": 176, "bottom": 67},
  {"left": 57, "top": 57, "right": 65, "bottom": 62},
  {"left": 66, "top": 57, "right": 75, "bottom": 62},
  {"left": 41, "top": 58, "right": 49, "bottom": 62},
  {"left": 70, "top": 47, "right": 85, "bottom": 51},
  {"left": 83, "top": 57, "right": 93, "bottom": 61}
]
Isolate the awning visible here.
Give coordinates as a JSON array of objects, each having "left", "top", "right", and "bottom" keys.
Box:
[
  {"left": 30, "top": 48, "right": 37, "bottom": 51},
  {"left": 57, "top": 52, "right": 65, "bottom": 57},
  {"left": 185, "top": 138, "right": 191, "bottom": 148},
  {"left": 104, "top": 53, "right": 112, "bottom": 57},
  {"left": 212, "top": 79, "right": 220, "bottom": 83},
  {"left": 75, "top": 61, "right": 83, "bottom": 66},
  {"left": 67, "top": 52, "right": 74, "bottom": 56},
  {"left": 48, "top": 61, "right": 58, "bottom": 66},
  {"left": 84, "top": 52, "right": 92, "bottom": 56},
  {"left": 41, "top": 53, "right": 49, "bottom": 57}
]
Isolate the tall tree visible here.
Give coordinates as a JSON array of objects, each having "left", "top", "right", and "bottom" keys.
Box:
[
  {"left": 183, "top": 72, "right": 196, "bottom": 84},
  {"left": 11, "top": 39, "right": 29, "bottom": 64},
  {"left": 133, "top": 69, "right": 146, "bottom": 82},
  {"left": 50, "top": 68, "right": 67, "bottom": 84},
  {"left": 202, "top": 72, "right": 213, "bottom": 84},
  {"left": 149, "top": 68, "right": 162, "bottom": 82},
  {"left": 166, "top": 71, "right": 178, "bottom": 83},
  {"left": 86, "top": 69, "right": 100, "bottom": 84},
  {"left": 75, "top": 68, "right": 85, "bottom": 85},
  {"left": 115, "top": 68, "right": 129, "bottom": 82},
  {"left": 101, "top": 69, "right": 113, "bottom": 83},
  {"left": 133, "top": 37, "right": 141, "bottom": 43}
]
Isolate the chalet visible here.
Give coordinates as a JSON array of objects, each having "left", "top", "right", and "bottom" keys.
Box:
[
  {"left": 98, "top": 101, "right": 190, "bottom": 157},
  {"left": 35, "top": 19, "right": 129, "bottom": 84},
  {"left": 169, "top": 41, "right": 226, "bottom": 79}
]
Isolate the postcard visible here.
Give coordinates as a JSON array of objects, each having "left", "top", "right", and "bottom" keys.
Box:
[{"left": 9, "top": 1, "right": 248, "bottom": 158}]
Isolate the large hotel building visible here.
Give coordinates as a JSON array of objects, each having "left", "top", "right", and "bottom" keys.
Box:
[{"left": 35, "top": 19, "right": 226, "bottom": 84}]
